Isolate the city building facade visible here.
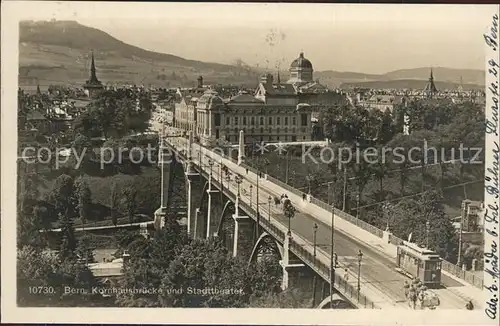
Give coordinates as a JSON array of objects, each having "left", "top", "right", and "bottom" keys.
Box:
[{"left": 173, "top": 52, "right": 346, "bottom": 146}]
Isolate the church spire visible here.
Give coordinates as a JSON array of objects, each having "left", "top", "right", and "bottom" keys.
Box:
[
  {"left": 423, "top": 68, "right": 438, "bottom": 98},
  {"left": 88, "top": 50, "right": 100, "bottom": 84}
]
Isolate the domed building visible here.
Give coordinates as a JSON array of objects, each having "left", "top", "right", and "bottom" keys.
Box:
[
  {"left": 172, "top": 52, "right": 347, "bottom": 145},
  {"left": 288, "top": 52, "right": 314, "bottom": 84}
]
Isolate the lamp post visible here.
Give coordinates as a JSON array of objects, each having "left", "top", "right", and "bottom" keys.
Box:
[
  {"left": 357, "top": 250, "right": 363, "bottom": 301},
  {"left": 235, "top": 175, "right": 242, "bottom": 216},
  {"left": 255, "top": 175, "right": 260, "bottom": 240},
  {"left": 312, "top": 222, "right": 318, "bottom": 307},
  {"left": 330, "top": 201, "right": 335, "bottom": 309},
  {"left": 267, "top": 196, "right": 272, "bottom": 221},
  {"left": 342, "top": 166, "right": 347, "bottom": 211},
  {"left": 208, "top": 159, "right": 214, "bottom": 191},
  {"left": 426, "top": 221, "right": 430, "bottom": 248},
  {"left": 327, "top": 182, "right": 331, "bottom": 206},
  {"left": 306, "top": 175, "right": 311, "bottom": 195},
  {"left": 356, "top": 194, "right": 360, "bottom": 220},
  {"left": 250, "top": 184, "right": 253, "bottom": 208}
]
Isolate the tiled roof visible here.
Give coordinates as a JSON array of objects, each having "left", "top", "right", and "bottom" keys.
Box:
[
  {"left": 261, "top": 83, "right": 296, "bottom": 96},
  {"left": 227, "top": 93, "right": 264, "bottom": 104}
]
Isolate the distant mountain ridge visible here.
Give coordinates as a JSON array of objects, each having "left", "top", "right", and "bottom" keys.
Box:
[{"left": 19, "top": 20, "right": 485, "bottom": 89}]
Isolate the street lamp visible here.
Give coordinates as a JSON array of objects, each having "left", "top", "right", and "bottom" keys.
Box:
[
  {"left": 306, "top": 175, "right": 311, "bottom": 195},
  {"left": 312, "top": 222, "right": 319, "bottom": 308},
  {"left": 313, "top": 223, "right": 318, "bottom": 258},
  {"left": 267, "top": 196, "right": 272, "bottom": 221},
  {"left": 330, "top": 202, "right": 335, "bottom": 309},
  {"left": 357, "top": 250, "right": 363, "bottom": 301},
  {"left": 426, "top": 221, "right": 430, "bottom": 248},
  {"left": 208, "top": 159, "right": 214, "bottom": 191},
  {"left": 356, "top": 194, "right": 360, "bottom": 220},
  {"left": 235, "top": 175, "right": 242, "bottom": 216},
  {"left": 250, "top": 184, "right": 253, "bottom": 208}
]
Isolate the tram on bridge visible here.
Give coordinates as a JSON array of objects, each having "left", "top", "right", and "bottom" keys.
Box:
[{"left": 396, "top": 241, "right": 442, "bottom": 288}]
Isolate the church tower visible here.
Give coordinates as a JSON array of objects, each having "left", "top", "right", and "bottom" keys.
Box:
[
  {"left": 423, "top": 68, "right": 438, "bottom": 98},
  {"left": 83, "top": 51, "right": 104, "bottom": 98}
]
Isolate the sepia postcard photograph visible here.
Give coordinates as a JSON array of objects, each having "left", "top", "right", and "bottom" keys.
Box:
[{"left": 1, "top": 1, "right": 499, "bottom": 325}]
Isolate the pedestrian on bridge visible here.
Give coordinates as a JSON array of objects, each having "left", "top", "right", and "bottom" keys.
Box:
[{"left": 343, "top": 268, "right": 349, "bottom": 282}]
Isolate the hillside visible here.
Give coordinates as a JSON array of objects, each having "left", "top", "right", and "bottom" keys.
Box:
[
  {"left": 339, "top": 79, "right": 484, "bottom": 90},
  {"left": 19, "top": 20, "right": 260, "bottom": 87},
  {"left": 19, "top": 20, "right": 485, "bottom": 90}
]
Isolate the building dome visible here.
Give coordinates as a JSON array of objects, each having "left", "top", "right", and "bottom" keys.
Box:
[{"left": 290, "top": 52, "right": 313, "bottom": 69}]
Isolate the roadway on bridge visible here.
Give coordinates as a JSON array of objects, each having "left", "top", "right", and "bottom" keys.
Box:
[{"left": 163, "top": 128, "right": 469, "bottom": 309}]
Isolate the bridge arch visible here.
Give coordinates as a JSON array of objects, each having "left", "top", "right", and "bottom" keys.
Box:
[
  {"left": 317, "top": 294, "right": 354, "bottom": 309},
  {"left": 248, "top": 232, "right": 283, "bottom": 264},
  {"left": 215, "top": 200, "right": 236, "bottom": 251}
]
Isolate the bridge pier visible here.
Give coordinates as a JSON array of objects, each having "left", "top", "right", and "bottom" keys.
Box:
[
  {"left": 206, "top": 187, "right": 219, "bottom": 239},
  {"left": 280, "top": 234, "right": 306, "bottom": 290},
  {"left": 186, "top": 170, "right": 202, "bottom": 238}
]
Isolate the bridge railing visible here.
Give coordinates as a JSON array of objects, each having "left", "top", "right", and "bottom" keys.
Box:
[
  {"left": 289, "top": 240, "right": 376, "bottom": 309},
  {"left": 265, "top": 175, "right": 305, "bottom": 198}
]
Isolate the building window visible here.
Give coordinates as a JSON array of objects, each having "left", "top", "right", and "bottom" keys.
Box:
[
  {"left": 292, "top": 117, "right": 296, "bottom": 125},
  {"left": 234, "top": 128, "right": 238, "bottom": 134},
  {"left": 214, "top": 113, "right": 221, "bottom": 127},
  {"left": 269, "top": 127, "right": 272, "bottom": 133},
  {"left": 268, "top": 117, "right": 272, "bottom": 125},
  {"left": 277, "top": 136, "right": 280, "bottom": 141},
  {"left": 301, "top": 114, "right": 307, "bottom": 126},
  {"left": 284, "top": 127, "right": 288, "bottom": 133},
  {"left": 243, "top": 117, "right": 247, "bottom": 125},
  {"left": 251, "top": 128, "right": 254, "bottom": 134},
  {"left": 251, "top": 117, "right": 255, "bottom": 125},
  {"left": 235, "top": 117, "right": 239, "bottom": 125},
  {"left": 285, "top": 117, "right": 288, "bottom": 125},
  {"left": 260, "top": 117, "right": 264, "bottom": 125},
  {"left": 277, "top": 117, "right": 281, "bottom": 125},
  {"left": 226, "top": 117, "right": 230, "bottom": 125},
  {"left": 260, "top": 127, "right": 263, "bottom": 134},
  {"left": 277, "top": 127, "right": 280, "bottom": 133}
]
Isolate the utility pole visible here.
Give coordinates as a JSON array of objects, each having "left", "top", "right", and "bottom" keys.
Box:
[
  {"left": 457, "top": 201, "right": 466, "bottom": 267},
  {"left": 342, "top": 166, "right": 347, "bottom": 211},
  {"left": 285, "top": 151, "right": 289, "bottom": 184},
  {"left": 255, "top": 173, "right": 260, "bottom": 241},
  {"left": 312, "top": 223, "right": 318, "bottom": 308},
  {"left": 329, "top": 190, "right": 335, "bottom": 309}
]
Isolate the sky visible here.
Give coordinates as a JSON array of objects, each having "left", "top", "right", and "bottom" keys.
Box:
[{"left": 9, "top": 2, "right": 497, "bottom": 74}]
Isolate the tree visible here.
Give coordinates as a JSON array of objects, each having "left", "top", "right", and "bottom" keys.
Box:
[
  {"left": 122, "top": 185, "right": 137, "bottom": 224},
  {"left": 387, "top": 190, "right": 458, "bottom": 260},
  {"left": 74, "top": 177, "right": 92, "bottom": 228},
  {"left": 110, "top": 182, "right": 119, "bottom": 226},
  {"left": 51, "top": 174, "right": 76, "bottom": 218},
  {"left": 59, "top": 212, "right": 77, "bottom": 261},
  {"left": 71, "top": 133, "right": 93, "bottom": 168}
]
